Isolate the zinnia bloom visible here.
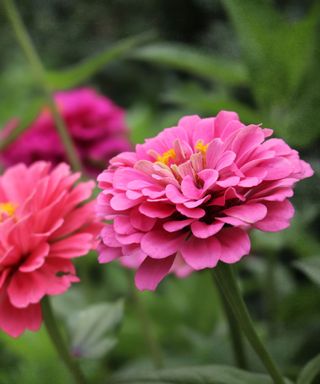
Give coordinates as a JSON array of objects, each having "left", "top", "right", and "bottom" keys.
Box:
[
  {"left": 0, "top": 88, "right": 131, "bottom": 175},
  {"left": 0, "top": 162, "right": 101, "bottom": 337},
  {"left": 96, "top": 111, "right": 313, "bottom": 291}
]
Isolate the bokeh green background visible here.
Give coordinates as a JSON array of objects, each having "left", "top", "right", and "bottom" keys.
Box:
[{"left": 0, "top": 0, "right": 319, "bottom": 383}]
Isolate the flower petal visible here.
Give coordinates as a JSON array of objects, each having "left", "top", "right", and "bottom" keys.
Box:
[
  {"left": 181, "top": 236, "right": 221, "bottom": 270},
  {"left": 217, "top": 228, "right": 250, "bottom": 263},
  {"left": 254, "top": 200, "right": 294, "bottom": 232},
  {"left": 135, "top": 255, "right": 175, "bottom": 291},
  {"left": 141, "top": 229, "right": 187, "bottom": 259}
]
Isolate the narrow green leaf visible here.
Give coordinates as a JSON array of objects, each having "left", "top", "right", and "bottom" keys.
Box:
[
  {"left": 297, "top": 353, "right": 320, "bottom": 384},
  {"left": 46, "top": 32, "right": 155, "bottom": 89},
  {"left": 68, "top": 300, "right": 124, "bottom": 359},
  {"left": 163, "top": 83, "right": 260, "bottom": 122},
  {"left": 126, "top": 104, "right": 159, "bottom": 144},
  {"left": 111, "top": 365, "right": 291, "bottom": 384},
  {"left": 294, "top": 257, "right": 320, "bottom": 286},
  {"left": 221, "top": 0, "right": 320, "bottom": 108},
  {"left": 129, "top": 43, "right": 248, "bottom": 86}
]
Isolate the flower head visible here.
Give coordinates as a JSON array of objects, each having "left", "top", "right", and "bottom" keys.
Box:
[
  {"left": 0, "top": 162, "right": 101, "bottom": 337},
  {"left": 96, "top": 111, "right": 313, "bottom": 291},
  {"left": 0, "top": 88, "right": 131, "bottom": 175}
]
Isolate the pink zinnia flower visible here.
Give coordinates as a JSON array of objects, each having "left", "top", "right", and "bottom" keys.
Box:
[
  {"left": 0, "top": 88, "right": 131, "bottom": 175},
  {"left": 0, "top": 162, "right": 101, "bottom": 337},
  {"left": 96, "top": 111, "right": 313, "bottom": 291}
]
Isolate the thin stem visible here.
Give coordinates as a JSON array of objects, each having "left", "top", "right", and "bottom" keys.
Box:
[
  {"left": 41, "top": 296, "right": 87, "bottom": 384},
  {"left": 212, "top": 263, "right": 286, "bottom": 384},
  {"left": 265, "top": 251, "right": 278, "bottom": 336},
  {"left": 212, "top": 275, "right": 248, "bottom": 369},
  {"left": 2, "top": 0, "right": 82, "bottom": 172},
  {"left": 126, "top": 271, "right": 164, "bottom": 369}
]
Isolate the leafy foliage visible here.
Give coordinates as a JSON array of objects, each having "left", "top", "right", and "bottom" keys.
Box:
[{"left": 111, "top": 365, "right": 283, "bottom": 384}]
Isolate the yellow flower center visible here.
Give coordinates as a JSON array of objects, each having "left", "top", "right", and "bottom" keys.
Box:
[
  {"left": 0, "top": 202, "right": 17, "bottom": 222},
  {"left": 195, "top": 140, "right": 208, "bottom": 154},
  {"left": 157, "top": 148, "right": 176, "bottom": 165}
]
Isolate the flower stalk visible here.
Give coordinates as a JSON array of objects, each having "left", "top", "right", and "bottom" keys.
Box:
[
  {"left": 213, "top": 276, "right": 248, "bottom": 370},
  {"left": 126, "top": 271, "right": 164, "bottom": 369},
  {"left": 212, "top": 263, "right": 286, "bottom": 384},
  {"left": 41, "top": 296, "right": 87, "bottom": 384},
  {"left": 2, "top": 0, "right": 82, "bottom": 172}
]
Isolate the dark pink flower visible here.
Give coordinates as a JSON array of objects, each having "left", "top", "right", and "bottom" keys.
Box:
[
  {"left": 0, "top": 162, "right": 102, "bottom": 337},
  {"left": 0, "top": 88, "right": 131, "bottom": 175},
  {"left": 96, "top": 111, "right": 313, "bottom": 291}
]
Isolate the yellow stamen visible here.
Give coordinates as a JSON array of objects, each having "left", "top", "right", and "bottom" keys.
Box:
[
  {"left": 0, "top": 202, "right": 17, "bottom": 222},
  {"left": 195, "top": 140, "right": 208, "bottom": 154},
  {"left": 157, "top": 148, "right": 176, "bottom": 165}
]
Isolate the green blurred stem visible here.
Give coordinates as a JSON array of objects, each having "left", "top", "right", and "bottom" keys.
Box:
[
  {"left": 265, "top": 251, "right": 278, "bottom": 336},
  {"left": 212, "top": 264, "right": 286, "bottom": 384},
  {"left": 126, "top": 271, "right": 164, "bottom": 369},
  {"left": 2, "top": 0, "right": 82, "bottom": 172},
  {"left": 41, "top": 297, "right": 87, "bottom": 384},
  {"left": 213, "top": 276, "right": 248, "bottom": 370}
]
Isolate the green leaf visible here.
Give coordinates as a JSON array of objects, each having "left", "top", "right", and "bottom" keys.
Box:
[
  {"left": 297, "top": 353, "right": 320, "bottom": 384},
  {"left": 0, "top": 98, "right": 45, "bottom": 151},
  {"left": 163, "top": 82, "right": 260, "bottom": 122},
  {"left": 130, "top": 43, "right": 248, "bottom": 86},
  {"left": 294, "top": 257, "right": 320, "bottom": 286},
  {"left": 68, "top": 300, "right": 124, "bottom": 359},
  {"left": 110, "top": 365, "right": 290, "bottom": 384},
  {"left": 126, "top": 104, "right": 159, "bottom": 144},
  {"left": 46, "top": 33, "right": 155, "bottom": 89},
  {"left": 221, "top": 0, "right": 320, "bottom": 109}
]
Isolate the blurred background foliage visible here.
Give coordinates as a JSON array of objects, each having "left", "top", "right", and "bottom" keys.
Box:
[{"left": 0, "top": 0, "right": 319, "bottom": 383}]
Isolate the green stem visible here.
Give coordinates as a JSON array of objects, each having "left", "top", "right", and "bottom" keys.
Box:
[
  {"left": 126, "top": 271, "right": 164, "bottom": 369},
  {"left": 265, "top": 251, "right": 278, "bottom": 336},
  {"left": 212, "top": 263, "right": 286, "bottom": 384},
  {"left": 2, "top": 0, "right": 82, "bottom": 172},
  {"left": 213, "top": 275, "right": 248, "bottom": 369},
  {"left": 41, "top": 297, "right": 87, "bottom": 384}
]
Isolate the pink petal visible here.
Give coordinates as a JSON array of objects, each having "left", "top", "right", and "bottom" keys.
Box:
[
  {"left": 110, "top": 193, "right": 142, "bottom": 211},
  {"left": 180, "top": 236, "right": 221, "bottom": 270},
  {"left": 223, "top": 203, "right": 267, "bottom": 224},
  {"left": 254, "top": 200, "right": 294, "bottom": 232},
  {"left": 165, "top": 184, "right": 188, "bottom": 204},
  {"left": 177, "top": 204, "right": 205, "bottom": 219},
  {"left": 115, "top": 231, "right": 143, "bottom": 245},
  {"left": 7, "top": 259, "right": 78, "bottom": 308},
  {"left": 139, "top": 201, "right": 175, "bottom": 218},
  {"left": 113, "top": 167, "right": 148, "bottom": 190},
  {"left": 19, "top": 243, "right": 49, "bottom": 272},
  {"left": 183, "top": 195, "right": 210, "bottom": 208},
  {"left": 216, "top": 176, "right": 240, "bottom": 188},
  {"left": 100, "top": 225, "right": 122, "bottom": 247},
  {"left": 191, "top": 221, "right": 224, "bottom": 239},
  {"left": 217, "top": 227, "right": 250, "bottom": 263},
  {"left": 135, "top": 255, "right": 175, "bottom": 291},
  {"left": 198, "top": 169, "right": 218, "bottom": 191},
  {"left": 98, "top": 244, "right": 122, "bottom": 263},
  {"left": 206, "top": 139, "right": 224, "bottom": 168},
  {"left": 215, "top": 111, "right": 239, "bottom": 138},
  {"left": 216, "top": 151, "right": 236, "bottom": 171},
  {"left": 163, "top": 219, "right": 194, "bottom": 232},
  {"left": 114, "top": 215, "right": 135, "bottom": 235},
  {"left": 130, "top": 208, "right": 156, "bottom": 231},
  {"left": 181, "top": 176, "right": 203, "bottom": 200},
  {"left": 141, "top": 229, "right": 187, "bottom": 259},
  {"left": 0, "top": 292, "right": 42, "bottom": 338},
  {"left": 49, "top": 233, "right": 93, "bottom": 258}
]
